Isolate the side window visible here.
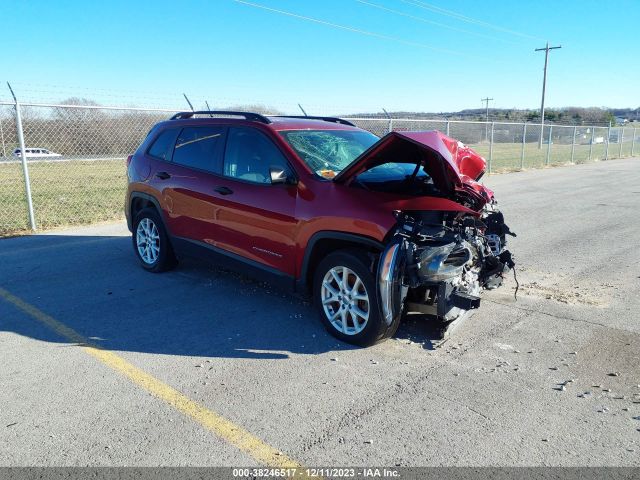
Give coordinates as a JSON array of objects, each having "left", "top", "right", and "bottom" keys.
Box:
[
  {"left": 223, "top": 127, "right": 289, "bottom": 184},
  {"left": 147, "top": 129, "right": 179, "bottom": 162},
  {"left": 172, "top": 126, "right": 224, "bottom": 172}
]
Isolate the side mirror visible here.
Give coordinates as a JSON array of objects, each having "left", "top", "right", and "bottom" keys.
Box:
[{"left": 269, "top": 166, "right": 295, "bottom": 185}]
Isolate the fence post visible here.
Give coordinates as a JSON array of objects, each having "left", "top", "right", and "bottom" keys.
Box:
[
  {"left": 520, "top": 123, "right": 526, "bottom": 169},
  {"left": 0, "top": 115, "right": 6, "bottom": 157},
  {"left": 488, "top": 122, "right": 494, "bottom": 173},
  {"left": 618, "top": 128, "right": 624, "bottom": 158},
  {"left": 589, "top": 127, "right": 595, "bottom": 161},
  {"left": 632, "top": 129, "right": 637, "bottom": 157},
  {"left": 570, "top": 126, "right": 577, "bottom": 163},
  {"left": 545, "top": 125, "right": 553, "bottom": 165},
  {"left": 14, "top": 102, "right": 37, "bottom": 231},
  {"left": 445, "top": 120, "right": 450, "bottom": 136},
  {"left": 605, "top": 125, "right": 611, "bottom": 160},
  {"left": 388, "top": 119, "right": 393, "bottom": 133}
]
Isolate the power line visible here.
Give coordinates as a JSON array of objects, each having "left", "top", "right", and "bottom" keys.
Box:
[
  {"left": 232, "top": 0, "right": 465, "bottom": 55},
  {"left": 399, "top": 0, "right": 544, "bottom": 41},
  {"left": 355, "top": 0, "right": 519, "bottom": 45},
  {"left": 535, "top": 42, "right": 562, "bottom": 148}
]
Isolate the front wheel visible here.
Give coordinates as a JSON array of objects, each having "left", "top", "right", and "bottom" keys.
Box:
[{"left": 313, "top": 249, "right": 399, "bottom": 347}]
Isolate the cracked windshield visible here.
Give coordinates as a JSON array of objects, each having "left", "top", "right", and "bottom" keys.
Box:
[{"left": 280, "top": 130, "right": 379, "bottom": 179}]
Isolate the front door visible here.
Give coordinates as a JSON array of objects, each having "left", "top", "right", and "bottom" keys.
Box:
[{"left": 211, "top": 126, "right": 299, "bottom": 277}]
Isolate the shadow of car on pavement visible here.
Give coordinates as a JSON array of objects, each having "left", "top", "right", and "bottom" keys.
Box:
[{"left": 0, "top": 234, "right": 446, "bottom": 358}]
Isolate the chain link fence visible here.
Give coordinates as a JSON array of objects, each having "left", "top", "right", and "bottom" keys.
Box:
[{"left": 1, "top": 101, "right": 638, "bottom": 236}]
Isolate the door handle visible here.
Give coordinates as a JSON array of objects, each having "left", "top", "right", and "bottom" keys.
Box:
[
  {"left": 155, "top": 171, "right": 171, "bottom": 180},
  {"left": 214, "top": 186, "right": 234, "bottom": 195}
]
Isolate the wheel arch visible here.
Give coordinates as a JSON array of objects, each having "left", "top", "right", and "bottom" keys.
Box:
[
  {"left": 297, "top": 231, "right": 384, "bottom": 295},
  {"left": 128, "top": 192, "right": 164, "bottom": 232}
]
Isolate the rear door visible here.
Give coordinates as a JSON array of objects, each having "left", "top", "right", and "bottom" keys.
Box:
[{"left": 148, "top": 125, "right": 227, "bottom": 243}]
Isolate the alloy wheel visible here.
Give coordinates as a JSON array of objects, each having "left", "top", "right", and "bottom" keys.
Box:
[
  {"left": 320, "top": 266, "right": 370, "bottom": 335},
  {"left": 136, "top": 218, "right": 160, "bottom": 265}
]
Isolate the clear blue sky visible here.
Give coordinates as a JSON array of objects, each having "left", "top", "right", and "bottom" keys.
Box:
[{"left": 2, "top": 0, "right": 638, "bottom": 113}]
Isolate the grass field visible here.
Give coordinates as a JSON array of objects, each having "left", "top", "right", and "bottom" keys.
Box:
[
  {"left": 0, "top": 159, "right": 127, "bottom": 235},
  {"left": 469, "top": 141, "right": 632, "bottom": 172},
  {"left": 0, "top": 139, "right": 637, "bottom": 236}
]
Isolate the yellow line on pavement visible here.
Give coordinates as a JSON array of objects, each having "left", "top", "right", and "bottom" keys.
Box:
[{"left": 0, "top": 287, "right": 303, "bottom": 469}]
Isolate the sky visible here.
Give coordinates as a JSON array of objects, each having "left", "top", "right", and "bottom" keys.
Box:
[{"left": 1, "top": 0, "right": 638, "bottom": 114}]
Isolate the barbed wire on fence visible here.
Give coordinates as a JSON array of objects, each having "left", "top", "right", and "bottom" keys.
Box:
[{"left": 0, "top": 101, "right": 638, "bottom": 236}]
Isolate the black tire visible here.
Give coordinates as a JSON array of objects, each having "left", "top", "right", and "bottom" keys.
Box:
[
  {"left": 132, "top": 207, "right": 177, "bottom": 273},
  {"left": 313, "top": 249, "right": 400, "bottom": 347}
]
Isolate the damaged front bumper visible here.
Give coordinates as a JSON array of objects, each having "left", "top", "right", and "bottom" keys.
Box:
[{"left": 377, "top": 208, "right": 516, "bottom": 331}]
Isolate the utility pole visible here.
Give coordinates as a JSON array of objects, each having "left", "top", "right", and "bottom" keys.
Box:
[
  {"left": 535, "top": 42, "right": 562, "bottom": 148},
  {"left": 481, "top": 97, "right": 493, "bottom": 142}
]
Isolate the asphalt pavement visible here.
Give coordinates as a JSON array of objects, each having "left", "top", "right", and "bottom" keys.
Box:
[{"left": 1, "top": 158, "right": 639, "bottom": 467}]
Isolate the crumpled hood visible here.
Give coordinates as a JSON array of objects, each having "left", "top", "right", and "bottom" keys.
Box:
[{"left": 333, "top": 130, "right": 487, "bottom": 189}]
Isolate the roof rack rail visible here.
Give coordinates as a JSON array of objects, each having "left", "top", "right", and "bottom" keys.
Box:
[
  {"left": 274, "top": 115, "right": 356, "bottom": 127},
  {"left": 170, "top": 111, "right": 271, "bottom": 124}
]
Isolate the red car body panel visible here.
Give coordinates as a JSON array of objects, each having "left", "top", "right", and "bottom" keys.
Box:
[{"left": 126, "top": 117, "right": 490, "bottom": 284}]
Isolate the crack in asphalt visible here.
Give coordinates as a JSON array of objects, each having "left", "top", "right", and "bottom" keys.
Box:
[
  {"left": 485, "top": 299, "right": 614, "bottom": 330},
  {"left": 426, "top": 390, "right": 492, "bottom": 421}
]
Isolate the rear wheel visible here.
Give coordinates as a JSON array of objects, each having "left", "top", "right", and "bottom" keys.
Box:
[
  {"left": 132, "top": 208, "right": 177, "bottom": 272},
  {"left": 313, "top": 249, "right": 399, "bottom": 347}
]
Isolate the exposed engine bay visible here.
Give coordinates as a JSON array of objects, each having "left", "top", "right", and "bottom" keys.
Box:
[
  {"left": 378, "top": 202, "right": 516, "bottom": 327},
  {"left": 334, "top": 129, "right": 517, "bottom": 335}
]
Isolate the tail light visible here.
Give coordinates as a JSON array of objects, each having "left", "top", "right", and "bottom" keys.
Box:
[{"left": 126, "top": 154, "right": 133, "bottom": 167}]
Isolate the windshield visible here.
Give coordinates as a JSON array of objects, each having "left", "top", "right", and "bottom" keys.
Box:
[{"left": 280, "top": 130, "right": 379, "bottom": 179}]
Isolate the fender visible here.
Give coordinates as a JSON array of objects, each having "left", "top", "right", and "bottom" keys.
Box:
[
  {"left": 127, "top": 191, "right": 165, "bottom": 232},
  {"left": 296, "top": 231, "right": 384, "bottom": 294}
]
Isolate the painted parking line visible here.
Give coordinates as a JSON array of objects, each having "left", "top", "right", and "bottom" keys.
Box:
[{"left": 0, "top": 286, "right": 304, "bottom": 469}]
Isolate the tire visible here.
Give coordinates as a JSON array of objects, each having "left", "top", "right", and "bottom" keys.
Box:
[
  {"left": 132, "top": 207, "right": 177, "bottom": 273},
  {"left": 313, "top": 249, "right": 400, "bottom": 347}
]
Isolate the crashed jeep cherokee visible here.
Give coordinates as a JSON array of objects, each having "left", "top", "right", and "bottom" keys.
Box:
[{"left": 125, "top": 112, "right": 515, "bottom": 347}]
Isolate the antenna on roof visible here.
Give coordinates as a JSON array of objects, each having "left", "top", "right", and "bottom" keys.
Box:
[
  {"left": 298, "top": 104, "right": 308, "bottom": 116},
  {"left": 183, "top": 94, "right": 194, "bottom": 112},
  {"left": 205, "top": 101, "right": 214, "bottom": 117}
]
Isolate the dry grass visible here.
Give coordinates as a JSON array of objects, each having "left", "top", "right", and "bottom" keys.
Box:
[{"left": 1, "top": 159, "right": 126, "bottom": 236}]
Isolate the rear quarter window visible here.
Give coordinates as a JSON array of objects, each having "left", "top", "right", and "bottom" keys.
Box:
[{"left": 147, "top": 129, "right": 180, "bottom": 161}]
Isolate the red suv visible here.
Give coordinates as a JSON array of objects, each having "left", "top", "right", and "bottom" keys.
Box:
[{"left": 125, "top": 111, "right": 515, "bottom": 346}]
